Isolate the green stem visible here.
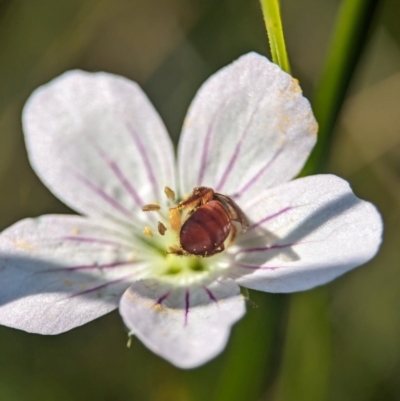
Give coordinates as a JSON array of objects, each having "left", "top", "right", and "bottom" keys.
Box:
[
  {"left": 260, "top": 0, "right": 291, "bottom": 73},
  {"left": 274, "top": 289, "right": 331, "bottom": 401},
  {"left": 302, "top": 0, "right": 380, "bottom": 175},
  {"left": 275, "top": 2, "right": 381, "bottom": 401},
  {"left": 212, "top": 292, "right": 284, "bottom": 401}
]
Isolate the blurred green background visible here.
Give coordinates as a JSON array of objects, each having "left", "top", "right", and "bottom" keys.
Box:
[{"left": 0, "top": 0, "right": 399, "bottom": 400}]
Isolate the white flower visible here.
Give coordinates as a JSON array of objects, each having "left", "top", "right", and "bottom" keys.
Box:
[{"left": 0, "top": 53, "right": 382, "bottom": 369}]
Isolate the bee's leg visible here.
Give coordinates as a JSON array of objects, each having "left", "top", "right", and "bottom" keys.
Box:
[
  {"left": 227, "top": 224, "right": 237, "bottom": 246},
  {"left": 205, "top": 243, "right": 225, "bottom": 257}
]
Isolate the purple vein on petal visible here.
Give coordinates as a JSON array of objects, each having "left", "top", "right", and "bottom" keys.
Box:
[
  {"left": 61, "top": 236, "right": 132, "bottom": 249},
  {"left": 37, "top": 260, "right": 137, "bottom": 273},
  {"left": 71, "top": 171, "right": 133, "bottom": 218},
  {"left": 197, "top": 121, "right": 213, "bottom": 184},
  {"left": 234, "top": 243, "right": 296, "bottom": 255},
  {"left": 125, "top": 122, "right": 159, "bottom": 197},
  {"left": 184, "top": 289, "right": 190, "bottom": 327},
  {"left": 215, "top": 99, "right": 262, "bottom": 192},
  {"left": 203, "top": 286, "right": 218, "bottom": 304},
  {"left": 155, "top": 291, "right": 171, "bottom": 305},
  {"left": 88, "top": 138, "right": 144, "bottom": 207},
  {"left": 197, "top": 102, "right": 227, "bottom": 184},
  {"left": 214, "top": 141, "right": 241, "bottom": 192},
  {"left": 233, "top": 262, "right": 279, "bottom": 271},
  {"left": 67, "top": 274, "right": 134, "bottom": 298},
  {"left": 248, "top": 206, "right": 293, "bottom": 231},
  {"left": 231, "top": 147, "right": 283, "bottom": 199}
]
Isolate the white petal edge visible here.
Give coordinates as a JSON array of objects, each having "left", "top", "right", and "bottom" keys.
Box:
[
  {"left": 119, "top": 278, "right": 245, "bottom": 369},
  {"left": 0, "top": 215, "right": 145, "bottom": 334},
  {"left": 23, "top": 71, "right": 176, "bottom": 226},
  {"left": 227, "top": 175, "right": 383, "bottom": 292},
  {"left": 178, "top": 52, "right": 317, "bottom": 203}
]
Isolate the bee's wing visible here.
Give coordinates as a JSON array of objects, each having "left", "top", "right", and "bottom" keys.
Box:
[{"left": 214, "top": 193, "right": 249, "bottom": 232}]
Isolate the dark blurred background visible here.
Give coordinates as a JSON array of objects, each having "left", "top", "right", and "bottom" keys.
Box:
[{"left": 0, "top": 0, "right": 399, "bottom": 400}]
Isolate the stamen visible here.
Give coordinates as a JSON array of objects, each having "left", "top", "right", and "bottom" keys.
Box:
[
  {"left": 126, "top": 331, "right": 135, "bottom": 348},
  {"left": 158, "top": 222, "right": 167, "bottom": 236},
  {"left": 164, "top": 186, "right": 175, "bottom": 201},
  {"left": 143, "top": 226, "right": 154, "bottom": 237},
  {"left": 142, "top": 203, "right": 160, "bottom": 212},
  {"left": 169, "top": 208, "right": 181, "bottom": 233},
  {"left": 167, "top": 245, "right": 183, "bottom": 254}
]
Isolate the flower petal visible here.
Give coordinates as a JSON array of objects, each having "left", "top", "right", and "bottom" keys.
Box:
[
  {"left": 119, "top": 278, "right": 245, "bottom": 368},
  {"left": 178, "top": 52, "right": 317, "bottom": 203},
  {"left": 227, "top": 175, "right": 383, "bottom": 292},
  {"left": 23, "top": 71, "right": 175, "bottom": 225},
  {"left": 0, "top": 215, "right": 144, "bottom": 334}
]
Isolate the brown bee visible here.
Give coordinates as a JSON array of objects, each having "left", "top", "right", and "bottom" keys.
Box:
[{"left": 171, "top": 187, "right": 248, "bottom": 257}]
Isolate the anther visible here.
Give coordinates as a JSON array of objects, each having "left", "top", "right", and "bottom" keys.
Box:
[
  {"left": 164, "top": 186, "right": 175, "bottom": 201},
  {"left": 143, "top": 226, "right": 153, "bottom": 237},
  {"left": 169, "top": 208, "right": 181, "bottom": 233},
  {"left": 142, "top": 204, "right": 161, "bottom": 212},
  {"left": 158, "top": 222, "right": 167, "bottom": 236}
]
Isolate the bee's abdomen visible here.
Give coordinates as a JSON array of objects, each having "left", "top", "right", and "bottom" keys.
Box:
[{"left": 180, "top": 201, "right": 231, "bottom": 255}]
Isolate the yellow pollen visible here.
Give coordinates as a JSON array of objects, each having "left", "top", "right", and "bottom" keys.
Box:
[
  {"left": 169, "top": 208, "right": 181, "bottom": 233},
  {"left": 141, "top": 203, "right": 160, "bottom": 212},
  {"left": 13, "top": 240, "right": 36, "bottom": 252},
  {"left": 152, "top": 303, "right": 164, "bottom": 312},
  {"left": 158, "top": 222, "right": 167, "bottom": 236},
  {"left": 164, "top": 186, "right": 175, "bottom": 201},
  {"left": 143, "top": 226, "right": 153, "bottom": 237}
]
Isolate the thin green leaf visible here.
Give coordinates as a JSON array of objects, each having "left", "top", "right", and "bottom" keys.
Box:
[
  {"left": 260, "top": 0, "right": 291, "bottom": 73},
  {"left": 302, "top": 0, "right": 380, "bottom": 175}
]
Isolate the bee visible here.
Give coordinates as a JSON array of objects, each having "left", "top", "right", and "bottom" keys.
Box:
[{"left": 171, "top": 187, "right": 248, "bottom": 257}]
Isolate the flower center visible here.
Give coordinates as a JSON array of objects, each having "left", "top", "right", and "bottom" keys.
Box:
[{"left": 139, "top": 186, "right": 244, "bottom": 284}]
